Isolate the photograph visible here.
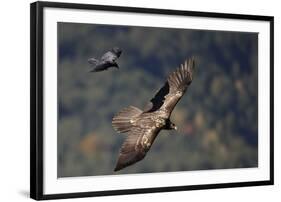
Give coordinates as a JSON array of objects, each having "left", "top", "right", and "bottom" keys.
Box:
[
  {"left": 0, "top": 0, "right": 278, "bottom": 201},
  {"left": 30, "top": 2, "right": 274, "bottom": 199},
  {"left": 57, "top": 22, "right": 259, "bottom": 177}
]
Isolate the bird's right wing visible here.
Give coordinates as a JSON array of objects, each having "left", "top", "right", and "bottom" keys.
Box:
[
  {"left": 101, "top": 51, "right": 117, "bottom": 62},
  {"left": 144, "top": 57, "right": 195, "bottom": 113},
  {"left": 114, "top": 123, "right": 157, "bottom": 171}
]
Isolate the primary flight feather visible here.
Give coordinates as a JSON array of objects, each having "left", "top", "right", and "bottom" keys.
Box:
[{"left": 112, "top": 57, "right": 195, "bottom": 171}]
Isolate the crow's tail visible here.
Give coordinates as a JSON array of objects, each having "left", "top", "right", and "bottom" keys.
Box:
[{"left": 88, "top": 58, "right": 99, "bottom": 66}]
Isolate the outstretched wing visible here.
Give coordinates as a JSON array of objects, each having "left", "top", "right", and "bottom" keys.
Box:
[
  {"left": 89, "top": 62, "right": 115, "bottom": 72},
  {"left": 114, "top": 119, "right": 158, "bottom": 171},
  {"left": 101, "top": 51, "right": 117, "bottom": 62},
  {"left": 144, "top": 57, "right": 195, "bottom": 113}
]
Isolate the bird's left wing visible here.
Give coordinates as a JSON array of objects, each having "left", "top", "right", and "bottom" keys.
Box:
[
  {"left": 144, "top": 57, "right": 195, "bottom": 113},
  {"left": 114, "top": 122, "right": 158, "bottom": 171}
]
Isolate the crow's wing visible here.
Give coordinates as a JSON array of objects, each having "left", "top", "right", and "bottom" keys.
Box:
[
  {"left": 114, "top": 119, "right": 158, "bottom": 171},
  {"left": 144, "top": 57, "right": 195, "bottom": 113},
  {"left": 101, "top": 51, "right": 117, "bottom": 62},
  {"left": 90, "top": 62, "right": 114, "bottom": 72}
]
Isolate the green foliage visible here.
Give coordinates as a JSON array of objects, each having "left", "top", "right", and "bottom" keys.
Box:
[{"left": 57, "top": 22, "right": 258, "bottom": 177}]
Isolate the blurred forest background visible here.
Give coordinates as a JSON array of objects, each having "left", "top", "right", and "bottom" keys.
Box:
[{"left": 57, "top": 22, "right": 258, "bottom": 177}]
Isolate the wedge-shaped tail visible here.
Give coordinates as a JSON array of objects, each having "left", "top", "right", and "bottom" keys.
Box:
[
  {"left": 112, "top": 106, "right": 142, "bottom": 133},
  {"left": 88, "top": 58, "right": 99, "bottom": 66}
]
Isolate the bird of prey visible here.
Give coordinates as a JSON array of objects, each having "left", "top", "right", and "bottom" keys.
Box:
[
  {"left": 88, "top": 47, "right": 122, "bottom": 72},
  {"left": 112, "top": 57, "right": 195, "bottom": 171}
]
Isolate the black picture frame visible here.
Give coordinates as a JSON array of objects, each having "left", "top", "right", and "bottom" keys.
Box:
[{"left": 30, "top": 1, "right": 274, "bottom": 200}]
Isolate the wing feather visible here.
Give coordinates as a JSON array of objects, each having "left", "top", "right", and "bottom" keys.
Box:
[
  {"left": 101, "top": 51, "right": 117, "bottom": 62},
  {"left": 144, "top": 57, "right": 195, "bottom": 113},
  {"left": 114, "top": 119, "right": 158, "bottom": 171}
]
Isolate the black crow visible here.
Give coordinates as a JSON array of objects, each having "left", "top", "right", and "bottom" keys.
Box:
[
  {"left": 112, "top": 57, "right": 195, "bottom": 171},
  {"left": 88, "top": 47, "right": 122, "bottom": 72}
]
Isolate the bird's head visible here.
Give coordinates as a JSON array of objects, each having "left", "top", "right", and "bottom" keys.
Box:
[
  {"left": 112, "top": 47, "right": 122, "bottom": 57},
  {"left": 170, "top": 122, "right": 178, "bottom": 130},
  {"left": 113, "top": 62, "right": 119, "bottom": 69},
  {"left": 165, "top": 120, "right": 177, "bottom": 130}
]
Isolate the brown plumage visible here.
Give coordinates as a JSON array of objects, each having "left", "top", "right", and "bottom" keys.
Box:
[{"left": 112, "top": 57, "right": 195, "bottom": 171}]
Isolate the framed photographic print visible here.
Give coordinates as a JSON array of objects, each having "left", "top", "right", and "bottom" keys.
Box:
[{"left": 30, "top": 1, "right": 274, "bottom": 200}]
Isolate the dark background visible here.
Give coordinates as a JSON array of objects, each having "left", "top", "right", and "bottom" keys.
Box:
[{"left": 57, "top": 22, "right": 258, "bottom": 177}]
